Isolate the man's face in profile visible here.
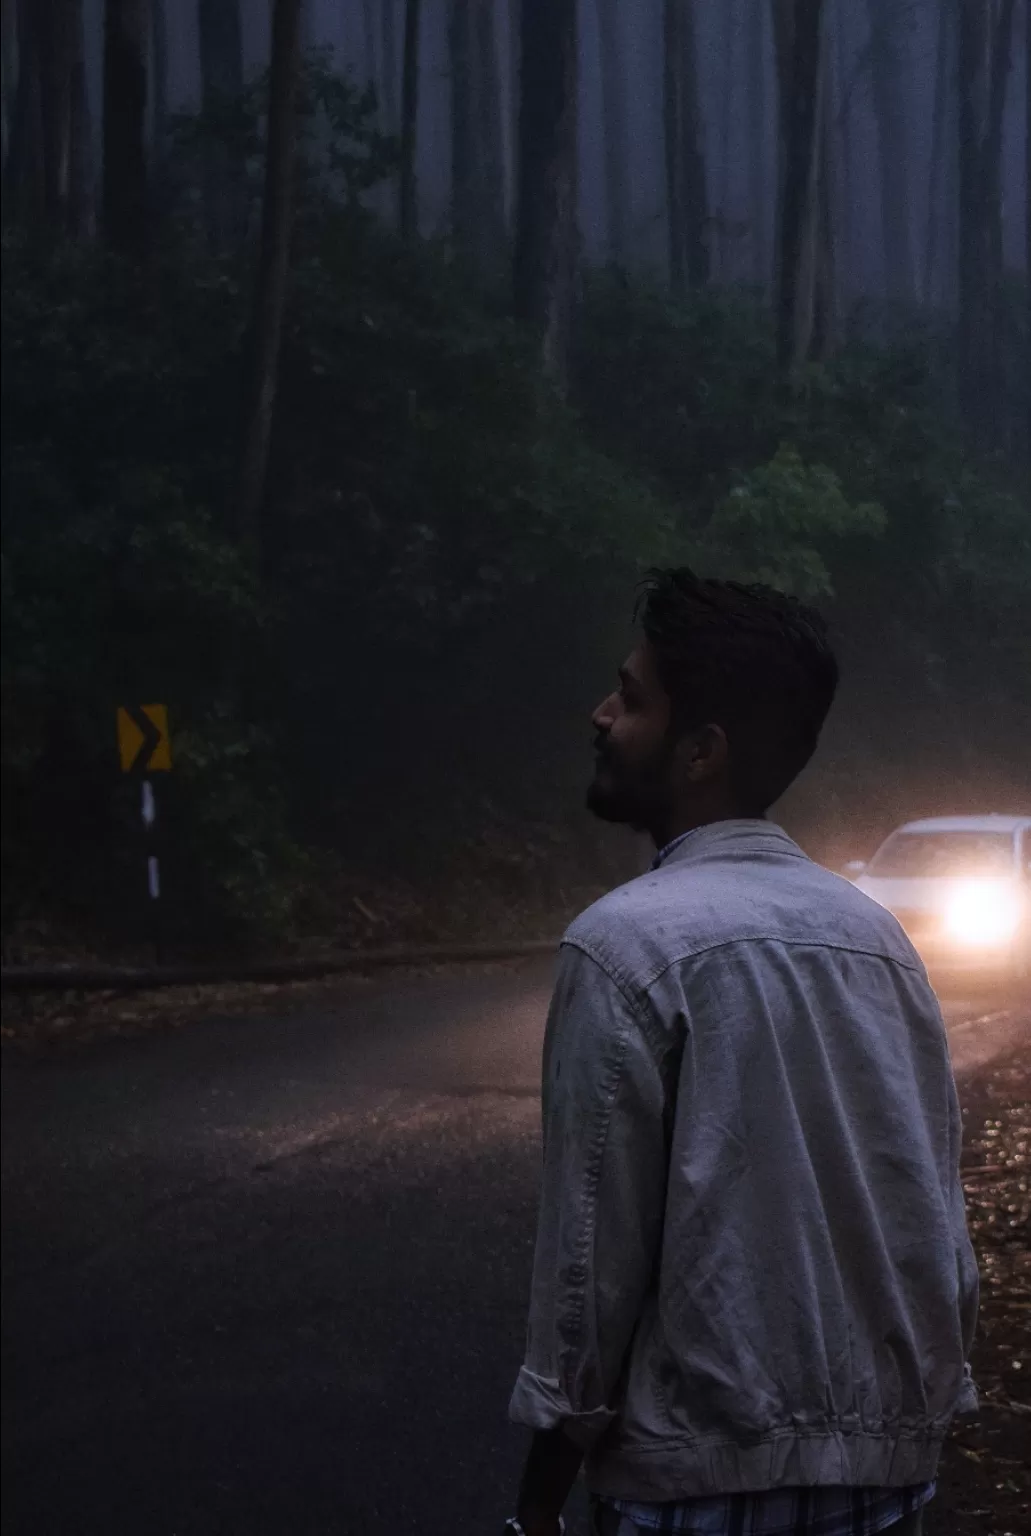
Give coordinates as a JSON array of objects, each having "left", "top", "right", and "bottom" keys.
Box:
[{"left": 587, "top": 642, "right": 676, "bottom": 833}]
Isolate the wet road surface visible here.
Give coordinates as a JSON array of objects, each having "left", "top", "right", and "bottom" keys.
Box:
[{"left": 2, "top": 960, "right": 1028, "bottom": 1534}]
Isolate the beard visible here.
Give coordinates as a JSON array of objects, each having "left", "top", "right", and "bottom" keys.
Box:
[{"left": 586, "top": 738, "right": 675, "bottom": 834}]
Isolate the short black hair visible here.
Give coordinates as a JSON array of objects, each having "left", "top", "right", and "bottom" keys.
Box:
[{"left": 635, "top": 568, "right": 839, "bottom": 814}]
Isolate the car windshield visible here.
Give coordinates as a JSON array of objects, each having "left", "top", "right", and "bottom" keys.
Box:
[{"left": 867, "top": 830, "right": 1015, "bottom": 879}]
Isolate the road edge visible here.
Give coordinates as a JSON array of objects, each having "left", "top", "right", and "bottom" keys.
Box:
[{"left": 0, "top": 940, "right": 560, "bottom": 995}]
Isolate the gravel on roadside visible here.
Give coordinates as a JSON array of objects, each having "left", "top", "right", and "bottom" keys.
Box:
[{"left": 933, "top": 1051, "right": 1030, "bottom": 1536}]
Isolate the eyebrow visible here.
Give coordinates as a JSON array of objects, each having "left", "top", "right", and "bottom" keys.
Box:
[{"left": 619, "top": 666, "right": 644, "bottom": 692}]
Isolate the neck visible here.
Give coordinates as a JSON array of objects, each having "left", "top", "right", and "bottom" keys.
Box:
[{"left": 650, "top": 802, "right": 752, "bottom": 851}]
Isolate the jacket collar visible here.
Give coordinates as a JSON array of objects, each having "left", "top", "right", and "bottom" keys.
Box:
[{"left": 651, "top": 818, "right": 804, "bottom": 871}]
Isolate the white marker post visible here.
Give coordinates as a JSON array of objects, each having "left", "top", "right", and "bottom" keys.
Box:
[
  {"left": 141, "top": 779, "right": 162, "bottom": 962},
  {"left": 117, "top": 705, "right": 172, "bottom": 963}
]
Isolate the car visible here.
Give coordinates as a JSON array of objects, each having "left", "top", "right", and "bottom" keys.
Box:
[{"left": 844, "top": 814, "right": 1031, "bottom": 985}]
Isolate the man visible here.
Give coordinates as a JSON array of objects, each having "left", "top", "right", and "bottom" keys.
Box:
[{"left": 506, "top": 570, "right": 978, "bottom": 1536}]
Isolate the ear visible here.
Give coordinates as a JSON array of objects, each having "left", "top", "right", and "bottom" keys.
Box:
[{"left": 675, "top": 723, "right": 729, "bottom": 784}]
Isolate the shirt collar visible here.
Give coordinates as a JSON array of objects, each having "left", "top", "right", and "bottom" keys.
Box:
[
  {"left": 650, "top": 829, "right": 702, "bottom": 871},
  {"left": 649, "top": 818, "right": 797, "bottom": 871}
]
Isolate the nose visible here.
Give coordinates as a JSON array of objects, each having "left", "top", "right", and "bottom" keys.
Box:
[{"left": 592, "top": 691, "right": 618, "bottom": 734}]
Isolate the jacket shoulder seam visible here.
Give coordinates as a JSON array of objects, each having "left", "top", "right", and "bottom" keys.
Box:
[
  {"left": 560, "top": 934, "right": 652, "bottom": 1019},
  {"left": 568, "top": 929, "right": 923, "bottom": 997},
  {"left": 640, "top": 935, "right": 924, "bottom": 993}
]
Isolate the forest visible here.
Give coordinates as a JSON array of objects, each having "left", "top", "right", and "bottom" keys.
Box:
[{"left": 1, "top": 0, "right": 1029, "bottom": 959}]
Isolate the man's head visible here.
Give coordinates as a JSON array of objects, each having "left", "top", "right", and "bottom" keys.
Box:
[{"left": 587, "top": 568, "right": 839, "bottom": 844}]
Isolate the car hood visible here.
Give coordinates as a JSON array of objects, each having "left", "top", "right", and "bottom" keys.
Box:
[{"left": 855, "top": 874, "right": 1017, "bottom": 913}]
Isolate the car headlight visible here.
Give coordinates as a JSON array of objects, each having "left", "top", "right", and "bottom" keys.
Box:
[{"left": 943, "top": 880, "right": 1022, "bottom": 947}]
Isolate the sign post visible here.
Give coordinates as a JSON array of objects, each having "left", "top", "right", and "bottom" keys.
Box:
[{"left": 116, "top": 705, "right": 172, "bottom": 962}]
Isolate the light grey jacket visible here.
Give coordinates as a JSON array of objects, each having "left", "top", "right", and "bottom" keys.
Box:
[{"left": 509, "top": 820, "right": 978, "bottom": 1501}]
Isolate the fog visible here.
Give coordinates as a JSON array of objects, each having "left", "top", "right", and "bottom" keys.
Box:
[
  {"left": 62, "top": 1, "right": 1027, "bottom": 296},
  {"left": 2, "top": 1, "right": 1028, "bottom": 956}
]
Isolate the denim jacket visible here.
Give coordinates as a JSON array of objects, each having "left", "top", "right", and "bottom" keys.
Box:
[{"left": 509, "top": 820, "right": 979, "bottom": 1501}]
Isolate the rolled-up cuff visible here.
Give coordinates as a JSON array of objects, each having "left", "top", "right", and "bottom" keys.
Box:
[
  {"left": 508, "top": 1366, "right": 617, "bottom": 1449},
  {"left": 956, "top": 1364, "right": 979, "bottom": 1418}
]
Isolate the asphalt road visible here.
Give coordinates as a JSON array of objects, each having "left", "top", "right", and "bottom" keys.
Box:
[{"left": 2, "top": 961, "right": 1028, "bottom": 1536}]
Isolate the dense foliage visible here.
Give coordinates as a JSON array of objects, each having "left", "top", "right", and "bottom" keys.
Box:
[{"left": 2, "top": 69, "right": 1028, "bottom": 954}]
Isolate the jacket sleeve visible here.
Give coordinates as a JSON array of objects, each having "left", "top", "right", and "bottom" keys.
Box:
[
  {"left": 509, "top": 941, "right": 671, "bottom": 1450},
  {"left": 947, "top": 1071, "right": 980, "bottom": 1415}
]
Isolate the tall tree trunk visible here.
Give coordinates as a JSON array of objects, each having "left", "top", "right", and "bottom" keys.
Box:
[
  {"left": 958, "top": 0, "right": 1017, "bottom": 441},
  {"left": 43, "top": 0, "right": 92, "bottom": 235},
  {"left": 982, "top": 0, "right": 1016, "bottom": 287},
  {"left": 507, "top": 0, "right": 520, "bottom": 226},
  {"left": 1, "top": 0, "right": 17, "bottom": 182},
  {"left": 717, "top": 0, "right": 737, "bottom": 280},
  {"left": 449, "top": 0, "right": 473, "bottom": 252},
  {"left": 595, "top": 0, "right": 629, "bottom": 265},
  {"left": 679, "top": 0, "right": 709, "bottom": 287},
  {"left": 360, "top": 0, "right": 378, "bottom": 96},
  {"left": 922, "top": 0, "right": 951, "bottom": 306},
  {"left": 811, "top": 22, "right": 836, "bottom": 357},
  {"left": 7, "top": 0, "right": 90, "bottom": 234},
  {"left": 473, "top": 0, "right": 506, "bottom": 265},
  {"left": 664, "top": 0, "right": 709, "bottom": 293},
  {"left": 103, "top": 0, "right": 149, "bottom": 254},
  {"left": 39, "top": 0, "right": 73, "bottom": 227},
  {"left": 67, "top": 0, "right": 93, "bottom": 236},
  {"left": 3, "top": 0, "right": 90, "bottom": 233},
  {"left": 832, "top": 0, "right": 853, "bottom": 310},
  {"left": 398, "top": 0, "right": 421, "bottom": 241},
  {"left": 513, "top": 0, "right": 577, "bottom": 383},
  {"left": 236, "top": 0, "right": 303, "bottom": 547},
  {"left": 198, "top": 0, "right": 245, "bottom": 252},
  {"left": 1026, "top": 0, "right": 1030, "bottom": 465},
  {"left": 150, "top": 0, "right": 169, "bottom": 182},
  {"left": 380, "top": 0, "right": 398, "bottom": 129},
  {"left": 449, "top": 0, "right": 507, "bottom": 267},
  {"left": 982, "top": 0, "right": 1017, "bottom": 439},
  {"left": 746, "top": 0, "right": 768, "bottom": 287},
  {"left": 957, "top": 0, "right": 987, "bottom": 423},
  {"left": 664, "top": 0, "right": 684, "bottom": 291},
  {"left": 867, "top": 0, "right": 915, "bottom": 301},
  {"left": 939, "top": 3, "right": 961, "bottom": 315},
  {"left": 6, "top": 0, "right": 44, "bottom": 224},
  {"left": 772, "top": 0, "right": 824, "bottom": 369}
]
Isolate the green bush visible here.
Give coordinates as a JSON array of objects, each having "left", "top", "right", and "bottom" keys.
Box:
[
  {"left": 2, "top": 64, "right": 1027, "bottom": 950},
  {"left": 0, "top": 221, "right": 686, "bottom": 942}
]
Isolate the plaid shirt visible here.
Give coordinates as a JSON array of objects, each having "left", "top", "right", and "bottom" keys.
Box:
[{"left": 601, "top": 1482, "right": 935, "bottom": 1534}]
